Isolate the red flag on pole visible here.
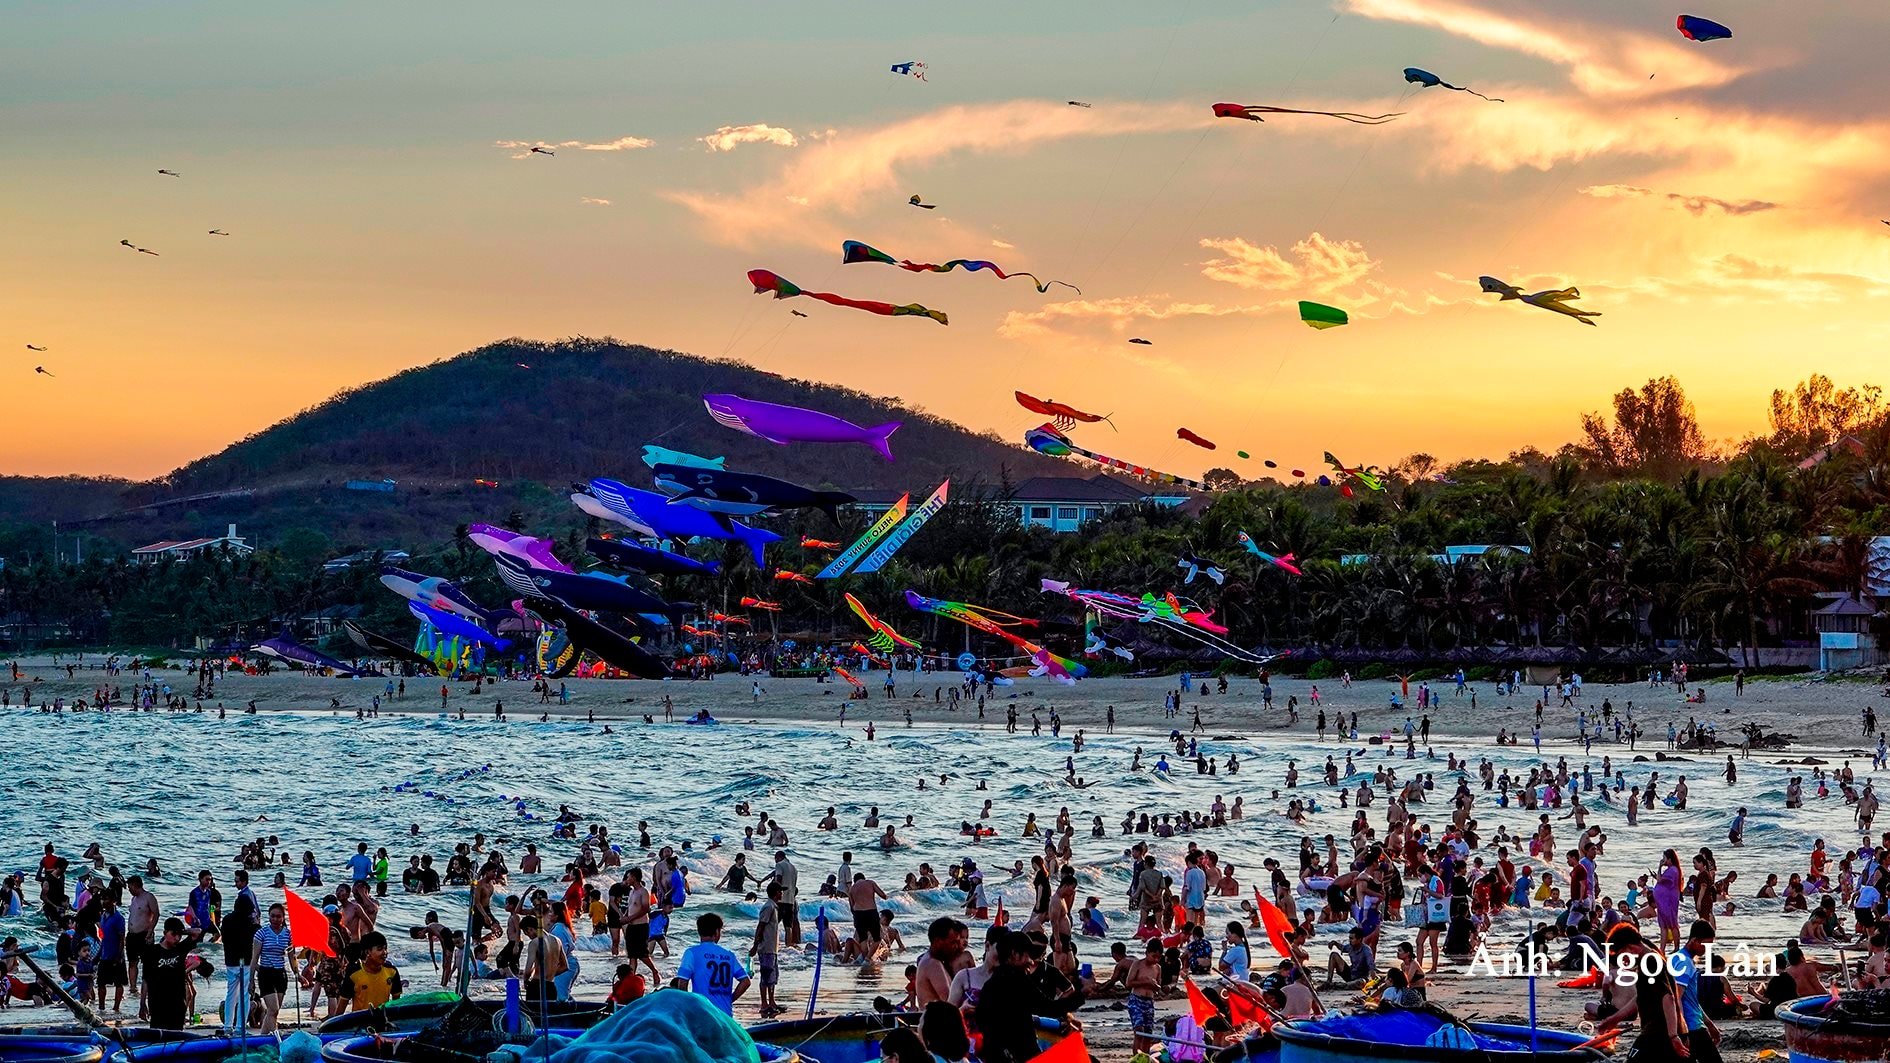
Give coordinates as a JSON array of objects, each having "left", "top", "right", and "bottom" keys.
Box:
[
  {"left": 283, "top": 888, "right": 335, "bottom": 956},
  {"left": 1253, "top": 888, "right": 1295, "bottom": 959},
  {"left": 1225, "top": 983, "right": 1275, "bottom": 1030},
  {"left": 1185, "top": 978, "right": 1220, "bottom": 1025},
  {"left": 1028, "top": 1031, "right": 1089, "bottom": 1063}
]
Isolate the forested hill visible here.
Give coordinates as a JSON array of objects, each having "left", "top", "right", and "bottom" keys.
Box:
[
  {"left": 0, "top": 339, "right": 1071, "bottom": 552},
  {"left": 163, "top": 338, "right": 1063, "bottom": 493}
]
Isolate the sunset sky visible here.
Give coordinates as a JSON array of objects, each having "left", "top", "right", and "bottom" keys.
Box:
[{"left": 7, "top": 1, "right": 1890, "bottom": 480}]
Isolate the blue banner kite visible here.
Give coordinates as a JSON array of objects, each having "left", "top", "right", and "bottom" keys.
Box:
[
  {"left": 853, "top": 481, "right": 950, "bottom": 575},
  {"left": 817, "top": 493, "right": 909, "bottom": 579}
]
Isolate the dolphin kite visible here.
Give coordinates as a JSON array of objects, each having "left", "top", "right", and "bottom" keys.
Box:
[
  {"left": 587, "top": 478, "right": 781, "bottom": 566},
  {"left": 586, "top": 537, "right": 722, "bottom": 578},
  {"left": 467, "top": 523, "right": 574, "bottom": 573}
]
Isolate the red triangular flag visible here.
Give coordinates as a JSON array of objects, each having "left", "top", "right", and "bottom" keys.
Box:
[
  {"left": 1253, "top": 888, "right": 1294, "bottom": 959},
  {"left": 1226, "top": 983, "right": 1274, "bottom": 1030},
  {"left": 994, "top": 897, "right": 1008, "bottom": 927},
  {"left": 1184, "top": 978, "right": 1220, "bottom": 1026},
  {"left": 283, "top": 888, "right": 335, "bottom": 957},
  {"left": 1028, "top": 1031, "right": 1089, "bottom": 1063}
]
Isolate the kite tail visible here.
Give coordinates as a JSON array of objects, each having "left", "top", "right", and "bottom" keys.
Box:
[
  {"left": 1461, "top": 87, "right": 1504, "bottom": 102},
  {"left": 866, "top": 422, "right": 901, "bottom": 462},
  {"left": 1017, "top": 275, "right": 1083, "bottom": 295}
]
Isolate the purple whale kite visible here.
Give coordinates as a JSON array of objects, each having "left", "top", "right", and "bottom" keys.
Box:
[
  {"left": 702, "top": 393, "right": 901, "bottom": 462},
  {"left": 467, "top": 523, "right": 574, "bottom": 573}
]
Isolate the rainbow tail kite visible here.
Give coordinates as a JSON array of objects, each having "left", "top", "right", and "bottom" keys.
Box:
[
  {"left": 904, "top": 590, "right": 1085, "bottom": 682},
  {"left": 748, "top": 268, "right": 947, "bottom": 325},
  {"left": 845, "top": 592, "right": 920, "bottom": 652},
  {"left": 842, "top": 240, "right": 1079, "bottom": 295},
  {"left": 1025, "top": 423, "right": 1208, "bottom": 491}
]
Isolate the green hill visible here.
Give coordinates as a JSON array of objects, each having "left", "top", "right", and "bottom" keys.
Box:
[{"left": 0, "top": 338, "right": 1068, "bottom": 555}]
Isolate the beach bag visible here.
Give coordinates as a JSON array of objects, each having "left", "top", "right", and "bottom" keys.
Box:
[{"left": 1425, "top": 895, "right": 1450, "bottom": 924}]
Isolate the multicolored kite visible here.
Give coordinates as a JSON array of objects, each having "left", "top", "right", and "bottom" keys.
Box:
[
  {"left": 1015, "top": 392, "right": 1113, "bottom": 431},
  {"left": 1676, "top": 15, "right": 1731, "bottom": 41},
  {"left": 1298, "top": 301, "right": 1350, "bottom": 329},
  {"left": 1212, "top": 103, "right": 1402, "bottom": 124},
  {"left": 1041, "top": 580, "right": 1279, "bottom": 664},
  {"left": 1323, "top": 452, "right": 1386, "bottom": 498},
  {"left": 747, "top": 269, "right": 947, "bottom": 325},
  {"left": 1402, "top": 68, "right": 1503, "bottom": 102},
  {"left": 1026, "top": 423, "right": 1208, "bottom": 492},
  {"left": 1237, "top": 531, "right": 1304, "bottom": 575},
  {"left": 845, "top": 592, "right": 921, "bottom": 652},
  {"left": 904, "top": 590, "right": 1084, "bottom": 682},
  {"left": 841, "top": 240, "right": 1079, "bottom": 294},
  {"left": 891, "top": 61, "right": 928, "bottom": 80}
]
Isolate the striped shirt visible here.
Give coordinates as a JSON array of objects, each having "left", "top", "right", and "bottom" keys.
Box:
[{"left": 255, "top": 924, "right": 294, "bottom": 970}]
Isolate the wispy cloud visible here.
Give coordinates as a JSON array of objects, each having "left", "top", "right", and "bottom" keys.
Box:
[
  {"left": 1579, "top": 184, "right": 1778, "bottom": 216},
  {"left": 699, "top": 124, "right": 801, "bottom": 153},
  {"left": 1199, "top": 232, "right": 1380, "bottom": 292},
  {"left": 578, "top": 197, "right": 612, "bottom": 206},
  {"left": 665, "top": 99, "right": 1207, "bottom": 249},
  {"left": 991, "top": 238, "right": 1016, "bottom": 249},
  {"left": 997, "top": 296, "right": 1285, "bottom": 340},
  {"left": 494, "top": 136, "right": 654, "bottom": 159},
  {"left": 1339, "top": 0, "right": 1750, "bottom": 96}
]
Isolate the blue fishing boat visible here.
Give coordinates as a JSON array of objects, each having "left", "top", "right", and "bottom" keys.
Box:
[
  {"left": 0, "top": 1037, "right": 104, "bottom": 1063},
  {"left": 104, "top": 1036, "right": 313, "bottom": 1063},
  {"left": 745, "top": 1013, "right": 1067, "bottom": 1063},
  {"left": 1780, "top": 993, "right": 1890, "bottom": 1063},
  {"left": 316, "top": 995, "right": 609, "bottom": 1035},
  {"left": 1273, "top": 1010, "right": 1601, "bottom": 1063}
]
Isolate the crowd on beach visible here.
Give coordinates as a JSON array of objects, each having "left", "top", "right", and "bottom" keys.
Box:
[{"left": 4, "top": 653, "right": 1889, "bottom": 1063}]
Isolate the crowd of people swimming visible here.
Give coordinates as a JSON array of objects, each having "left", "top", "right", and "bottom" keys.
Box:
[{"left": 4, "top": 654, "right": 1887, "bottom": 1063}]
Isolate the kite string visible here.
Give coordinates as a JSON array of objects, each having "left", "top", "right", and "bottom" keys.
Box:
[{"left": 1067, "top": 9, "right": 1189, "bottom": 265}]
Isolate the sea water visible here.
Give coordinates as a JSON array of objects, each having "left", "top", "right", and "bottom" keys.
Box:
[{"left": 0, "top": 709, "right": 1862, "bottom": 1018}]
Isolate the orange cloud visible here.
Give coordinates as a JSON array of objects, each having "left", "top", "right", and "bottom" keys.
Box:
[
  {"left": 699, "top": 124, "right": 801, "bottom": 152},
  {"left": 1579, "top": 184, "right": 1777, "bottom": 215},
  {"left": 664, "top": 99, "right": 1208, "bottom": 250},
  {"left": 1199, "top": 232, "right": 1380, "bottom": 292}
]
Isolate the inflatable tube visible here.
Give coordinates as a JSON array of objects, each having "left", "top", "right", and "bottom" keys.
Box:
[
  {"left": 317, "top": 996, "right": 608, "bottom": 1035},
  {"left": 685, "top": 717, "right": 719, "bottom": 726},
  {"left": 106, "top": 1037, "right": 306, "bottom": 1063},
  {"left": 0, "top": 1038, "right": 104, "bottom": 1063}
]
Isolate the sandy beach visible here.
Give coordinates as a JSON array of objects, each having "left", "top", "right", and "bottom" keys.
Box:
[{"left": 8, "top": 655, "right": 1882, "bottom": 1054}]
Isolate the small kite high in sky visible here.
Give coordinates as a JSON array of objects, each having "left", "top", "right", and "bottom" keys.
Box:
[
  {"left": 1067, "top": 101, "right": 1092, "bottom": 108},
  {"left": 909, "top": 194, "right": 937, "bottom": 209},
  {"left": 1479, "top": 276, "right": 1601, "bottom": 326},
  {"left": 530, "top": 146, "right": 555, "bottom": 156},
  {"left": 1676, "top": 14, "right": 1732, "bottom": 41},
  {"left": 790, "top": 310, "right": 809, "bottom": 317},
  {"left": 25, "top": 344, "right": 46, "bottom": 351},
  {"left": 1402, "top": 68, "right": 1503, "bottom": 102},
  {"left": 842, "top": 240, "right": 1080, "bottom": 294},
  {"left": 208, "top": 229, "right": 230, "bottom": 236},
  {"left": 1177, "top": 428, "right": 1217, "bottom": 450},
  {"left": 1015, "top": 391, "right": 1113, "bottom": 431},
  {"left": 748, "top": 268, "right": 947, "bottom": 325},
  {"left": 34, "top": 366, "right": 53, "bottom": 377},
  {"left": 890, "top": 61, "right": 927, "bottom": 80},
  {"left": 1298, "top": 301, "right": 1349, "bottom": 329},
  {"left": 157, "top": 169, "right": 180, "bottom": 177},
  {"left": 119, "top": 239, "right": 158, "bottom": 256},
  {"left": 1128, "top": 337, "right": 1152, "bottom": 345},
  {"left": 1212, "top": 103, "right": 1402, "bottom": 124}
]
